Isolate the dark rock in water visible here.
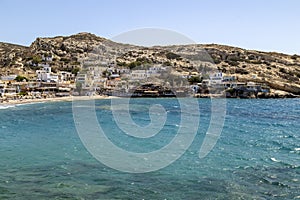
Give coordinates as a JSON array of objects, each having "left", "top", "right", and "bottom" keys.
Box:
[
  {"left": 231, "top": 165, "right": 300, "bottom": 199},
  {"left": 0, "top": 186, "right": 11, "bottom": 194}
]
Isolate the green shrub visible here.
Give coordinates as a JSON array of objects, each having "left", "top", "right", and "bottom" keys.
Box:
[
  {"left": 117, "top": 61, "right": 126, "bottom": 66},
  {"left": 71, "top": 61, "right": 81, "bottom": 65},
  {"left": 32, "top": 55, "right": 42, "bottom": 65},
  {"left": 60, "top": 57, "right": 71, "bottom": 63},
  {"left": 136, "top": 57, "right": 151, "bottom": 64},
  {"left": 225, "top": 60, "right": 239, "bottom": 66},
  {"left": 163, "top": 61, "right": 172, "bottom": 66},
  {"left": 15, "top": 75, "right": 28, "bottom": 82},
  {"left": 166, "top": 52, "right": 181, "bottom": 60},
  {"left": 235, "top": 68, "right": 249, "bottom": 75},
  {"left": 279, "top": 68, "right": 287, "bottom": 73},
  {"left": 72, "top": 67, "right": 80, "bottom": 75},
  {"left": 127, "top": 61, "right": 142, "bottom": 69},
  {"left": 18, "top": 91, "right": 28, "bottom": 96},
  {"left": 188, "top": 76, "right": 202, "bottom": 83},
  {"left": 213, "top": 58, "right": 221, "bottom": 64},
  {"left": 291, "top": 54, "right": 298, "bottom": 60}
]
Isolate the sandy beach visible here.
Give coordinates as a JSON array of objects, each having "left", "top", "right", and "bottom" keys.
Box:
[{"left": 0, "top": 95, "right": 117, "bottom": 107}]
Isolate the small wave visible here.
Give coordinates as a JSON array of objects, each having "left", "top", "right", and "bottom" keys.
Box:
[
  {"left": 16, "top": 102, "right": 45, "bottom": 106},
  {"left": 295, "top": 148, "right": 300, "bottom": 151},
  {"left": 0, "top": 105, "right": 15, "bottom": 110},
  {"left": 270, "top": 157, "right": 280, "bottom": 162},
  {"left": 270, "top": 158, "right": 299, "bottom": 169}
]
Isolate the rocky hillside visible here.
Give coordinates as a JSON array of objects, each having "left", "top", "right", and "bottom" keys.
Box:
[
  {"left": 0, "top": 32, "right": 299, "bottom": 95},
  {"left": 0, "top": 42, "right": 30, "bottom": 74},
  {"left": 166, "top": 44, "right": 300, "bottom": 95}
]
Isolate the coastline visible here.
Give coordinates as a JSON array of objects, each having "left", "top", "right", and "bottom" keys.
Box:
[
  {"left": 0, "top": 95, "right": 117, "bottom": 107},
  {"left": 1, "top": 94, "right": 299, "bottom": 108}
]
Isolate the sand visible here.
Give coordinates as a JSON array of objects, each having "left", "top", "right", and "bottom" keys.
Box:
[{"left": 0, "top": 95, "right": 118, "bottom": 106}]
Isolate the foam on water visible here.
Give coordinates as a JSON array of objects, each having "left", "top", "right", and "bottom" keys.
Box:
[
  {"left": 0, "top": 105, "right": 15, "bottom": 110},
  {"left": 16, "top": 101, "right": 45, "bottom": 106},
  {"left": 270, "top": 157, "right": 280, "bottom": 162}
]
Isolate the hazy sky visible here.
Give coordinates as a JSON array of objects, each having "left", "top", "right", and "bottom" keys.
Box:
[{"left": 1, "top": 0, "right": 299, "bottom": 54}]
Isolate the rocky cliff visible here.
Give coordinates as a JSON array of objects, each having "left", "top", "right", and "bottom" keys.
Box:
[{"left": 0, "top": 32, "right": 299, "bottom": 96}]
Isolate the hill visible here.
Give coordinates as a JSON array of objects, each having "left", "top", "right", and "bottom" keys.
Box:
[{"left": 0, "top": 32, "right": 299, "bottom": 96}]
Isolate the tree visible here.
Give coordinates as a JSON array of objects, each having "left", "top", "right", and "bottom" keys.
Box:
[
  {"left": 128, "top": 62, "right": 136, "bottom": 69},
  {"left": 15, "top": 75, "right": 28, "bottom": 82},
  {"left": 188, "top": 76, "right": 202, "bottom": 84},
  {"left": 72, "top": 67, "right": 80, "bottom": 75},
  {"left": 291, "top": 54, "right": 298, "bottom": 60},
  {"left": 163, "top": 61, "right": 172, "bottom": 66},
  {"left": 18, "top": 91, "right": 28, "bottom": 96},
  {"left": 32, "top": 55, "right": 42, "bottom": 65},
  {"left": 75, "top": 82, "right": 83, "bottom": 94},
  {"left": 166, "top": 52, "right": 181, "bottom": 60},
  {"left": 127, "top": 61, "right": 142, "bottom": 69}
]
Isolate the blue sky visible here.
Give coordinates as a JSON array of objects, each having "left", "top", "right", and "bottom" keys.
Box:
[{"left": 0, "top": 0, "right": 299, "bottom": 54}]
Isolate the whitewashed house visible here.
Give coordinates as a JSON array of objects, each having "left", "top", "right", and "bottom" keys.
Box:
[
  {"left": 130, "top": 70, "right": 149, "bottom": 80},
  {"left": 42, "top": 55, "right": 53, "bottom": 62},
  {"left": 0, "top": 75, "right": 17, "bottom": 81},
  {"left": 36, "top": 69, "right": 51, "bottom": 82},
  {"left": 76, "top": 74, "right": 88, "bottom": 86},
  {"left": 222, "top": 75, "right": 236, "bottom": 82},
  {"left": 36, "top": 65, "right": 58, "bottom": 82},
  {"left": 147, "top": 66, "right": 167, "bottom": 77},
  {"left": 0, "top": 81, "right": 5, "bottom": 97},
  {"left": 209, "top": 72, "right": 223, "bottom": 85},
  {"left": 58, "top": 71, "right": 74, "bottom": 82},
  {"left": 130, "top": 69, "right": 150, "bottom": 80}
]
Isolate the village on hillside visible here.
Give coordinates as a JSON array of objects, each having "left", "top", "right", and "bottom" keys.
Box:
[{"left": 0, "top": 52, "right": 274, "bottom": 103}]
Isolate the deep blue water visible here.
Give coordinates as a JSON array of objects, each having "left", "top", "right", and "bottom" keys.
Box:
[{"left": 0, "top": 99, "right": 299, "bottom": 199}]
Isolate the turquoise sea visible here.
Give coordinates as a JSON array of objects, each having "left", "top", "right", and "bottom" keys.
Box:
[{"left": 0, "top": 99, "right": 299, "bottom": 199}]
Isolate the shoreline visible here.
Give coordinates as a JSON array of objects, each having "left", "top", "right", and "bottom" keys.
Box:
[
  {"left": 1, "top": 94, "right": 299, "bottom": 108},
  {"left": 0, "top": 95, "right": 117, "bottom": 107}
]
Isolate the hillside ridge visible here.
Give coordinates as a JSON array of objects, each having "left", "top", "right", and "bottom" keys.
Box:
[{"left": 0, "top": 32, "right": 299, "bottom": 96}]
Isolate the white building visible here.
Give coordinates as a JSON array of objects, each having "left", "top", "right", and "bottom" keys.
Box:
[
  {"left": 42, "top": 55, "right": 53, "bottom": 62},
  {"left": 209, "top": 72, "right": 223, "bottom": 85},
  {"left": 0, "top": 75, "right": 17, "bottom": 81},
  {"left": 58, "top": 71, "right": 74, "bottom": 82},
  {"left": 76, "top": 74, "right": 88, "bottom": 86},
  {"left": 36, "top": 65, "right": 58, "bottom": 82},
  {"left": 50, "top": 75, "right": 59, "bottom": 83},
  {"left": 0, "top": 85, "right": 19, "bottom": 98},
  {"left": 119, "top": 68, "right": 130, "bottom": 74},
  {"left": 36, "top": 69, "right": 51, "bottom": 82},
  {"left": 130, "top": 70, "right": 149, "bottom": 80},
  {"left": 147, "top": 66, "right": 167, "bottom": 77},
  {"left": 110, "top": 74, "right": 120, "bottom": 79},
  {"left": 38, "top": 63, "right": 51, "bottom": 71},
  {"left": 222, "top": 75, "right": 236, "bottom": 82},
  {"left": 129, "top": 66, "right": 167, "bottom": 80},
  {"left": 0, "top": 81, "right": 5, "bottom": 97}
]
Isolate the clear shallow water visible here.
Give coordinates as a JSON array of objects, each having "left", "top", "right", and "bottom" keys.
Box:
[{"left": 0, "top": 99, "right": 299, "bottom": 199}]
